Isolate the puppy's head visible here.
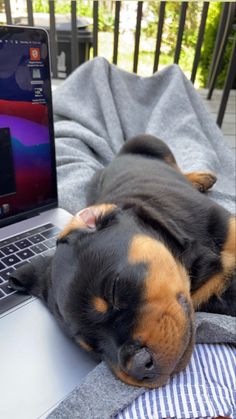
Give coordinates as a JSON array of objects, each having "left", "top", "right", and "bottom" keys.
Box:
[{"left": 10, "top": 204, "right": 194, "bottom": 388}]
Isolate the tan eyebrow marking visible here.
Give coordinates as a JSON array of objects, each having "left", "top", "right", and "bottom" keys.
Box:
[{"left": 93, "top": 296, "right": 109, "bottom": 313}]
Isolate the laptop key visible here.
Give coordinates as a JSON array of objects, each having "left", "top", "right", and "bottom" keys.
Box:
[
  {"left": 42, "top": 227, "right": 61, "bottom": 239},
  {"left": 0, "top": 292, "right": 32, "bottom": 315},
  {"left": 0, "top": 281, "right": 15, "bottom": 295},
  {"left": 1, "top": 255, "right": 21, "bottom": 266},
  {"left": 29, "top": 234, "right": 45, "bottom": 244},
  {"left": 14, "top": 261, "right": 29, "bottom": 269},
  {"left": 0, "top": 238, "right": 14, "bottom": 248},
  {"left": 0, "top": 261, "right": 6, "bottom": 271},
  {"left": 14, "top": 238, "right": 32, "bottom": 249},
  {"left": 0, "top": 250, "right": 4, "bottom": 258},
  {"left": 22, "top": 223, "right": 55, "bottom": 237},
  {"left": 31, "top": 243, "right": 48, "bottom": 254},
  {"left": 0, "top": 267, "right": 15, "bottom": 281},
  {"left": 17, "top": 249, "right": 35, "bottom": 260},
  {"left": 41, "top": 248, "right": 56, "bottom": 258},
  {"left": 0, "top": 224, "right": 56, "bottom": 249},
  {"left": 1, "top": 244, "right": 19, "bottom": 256},
  {"left": 44, "top": 237, "right": 57, "bottom": 248}
]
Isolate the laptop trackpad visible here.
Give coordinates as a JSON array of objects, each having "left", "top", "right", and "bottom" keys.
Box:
[{"left": 0, "top": 299, "right": 98, "bottom": 419}]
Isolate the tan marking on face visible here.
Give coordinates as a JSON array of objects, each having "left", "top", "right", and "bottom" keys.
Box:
[
  {"left": 128, "top": 235, "right": 193, "bottom": 380},
  {"left": 58, "top": 203, "right": 116, "bottom": 239},
  {"left": 93, "top": 296, "right": 109, "bottom": 313},
  {"left": 128, "top": 234, "right": 190, "bottom": 296},
  {"left": 75, "top": 337, "right": 93, "bottom": 352},
  {"left": 192, "top": 217, "right": 236, "bottom": 308}
]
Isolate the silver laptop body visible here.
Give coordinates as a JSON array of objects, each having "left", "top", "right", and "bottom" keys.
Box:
[{"left": 0, "top": 26, "right": 97, "bottom": 419}]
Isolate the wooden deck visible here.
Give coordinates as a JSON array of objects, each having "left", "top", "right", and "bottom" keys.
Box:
[
  {"left": 52, "top": 80, "right": 235, "bottom": 151},
  {"left": 198, "top": 89, "right": 235, "bottom": 151}
]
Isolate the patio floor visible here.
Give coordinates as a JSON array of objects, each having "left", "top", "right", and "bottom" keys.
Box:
[{"left": 198, "top": 89, "right": 235, "bottom": 152}]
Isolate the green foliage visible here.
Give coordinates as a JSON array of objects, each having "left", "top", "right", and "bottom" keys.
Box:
[
  {"left": 77, "top": 0, "right": 93, "bottom": 19},
  {"left": 98, "top": 7, "right": 114, "bottom": 33},
  {"left": 0, "top": 0, "right": 4, "bottom": 13},
  {"left": 199, "top": 2, "right": 235, "bottom": 88},
  {"left": 33, "top": 0, "right": 49, "bottom": 14},
  {"left": 32, "top": 1, "right": 233, "bottom": 87},
  {"left": 33, "top": 0, "right": 113, "bottom": 30},
  {"left": 142, "top": 2, "right": 201, "bottom": 49},
  {"left": 33, "top": 0, "right": 92, "bottom": 17},
  {"left": 199, "top": 2, "right": 221, "bottom": 87},
  {"left": 140, "top": 2, "right": 202, "bottom": 79}
]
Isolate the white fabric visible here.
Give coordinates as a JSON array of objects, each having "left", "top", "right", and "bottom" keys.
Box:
[{"left": 117, "top": 344, "right": 236, "bottom": 419}]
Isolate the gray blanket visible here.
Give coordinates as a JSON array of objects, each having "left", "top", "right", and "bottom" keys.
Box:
[{"left": 48, "top": 58, "right": 235, "bottom": 418}]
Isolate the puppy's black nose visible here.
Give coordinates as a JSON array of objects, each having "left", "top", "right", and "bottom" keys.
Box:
[{"left": 126, "top": 348, "right": 156, "bottom": 381}]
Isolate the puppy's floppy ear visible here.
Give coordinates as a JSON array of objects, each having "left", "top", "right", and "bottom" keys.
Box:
[
  {"left": 59, "top": 203, "right": 117, "bottom": 239},
  {"left": 9, "top": 255, "right": 52, "bottom": 301}
]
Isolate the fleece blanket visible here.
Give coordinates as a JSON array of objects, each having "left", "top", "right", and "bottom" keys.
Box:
[{"left": 48, "top": 58, "right": 235, "bottom": 418}]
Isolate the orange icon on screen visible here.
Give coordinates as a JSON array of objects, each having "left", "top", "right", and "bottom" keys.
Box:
[{"left": 30, "top": 47, "right": 40, "bottom": 61}]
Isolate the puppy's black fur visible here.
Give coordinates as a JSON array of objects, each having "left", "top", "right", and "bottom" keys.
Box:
[
  {"left": 10, "top": 135, "right": 236, "bottom": 387},
  {"left": 87, "top": 135, "right": 235, "bottom": 310}
]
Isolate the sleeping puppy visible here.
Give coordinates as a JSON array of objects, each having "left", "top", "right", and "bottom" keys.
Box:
[{"left": 10, "top": 135, "right": 236, "bottom": 388}]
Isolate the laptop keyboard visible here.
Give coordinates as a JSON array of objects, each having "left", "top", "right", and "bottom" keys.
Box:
[{"left": 0, "top": 223, "right": 61, "bottom": 315}]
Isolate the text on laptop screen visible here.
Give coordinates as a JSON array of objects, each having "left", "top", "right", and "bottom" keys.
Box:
[{"left": 0, "top": 27, "right": 57, "bottom": 220}]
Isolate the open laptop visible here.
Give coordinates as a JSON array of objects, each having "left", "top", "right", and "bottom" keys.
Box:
[{"left": 0, "top": 25, "right": 97, "bottom": 419}]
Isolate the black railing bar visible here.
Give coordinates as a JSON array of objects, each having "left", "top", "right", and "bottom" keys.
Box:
[
  {"left": 113, "top": 0, "right": 121, "bottom": 65},
  {"left": 153, "top": 1, "right": 166, "bottom": 73},
  {"left": 217, "top": 36, "right": 236, "bottom": 127},
  {"left": 133, "top": 1, "right": 143, "bottom": 74},
  {"left": 174, "top": 1, "right": 188, "bottom": 64},
  {"left": 207, "top": 2, "right": 236, "bottom": 100},
  {"left": 71, "top": 0, "right": 78, "bottom": 70},
  {"left": 191, "top": 1, "right": 209, "bottom": 84},
  {"left": 207, "top": 2, "right": 229, "bottom": 88},
  {"left": 4, "top": 0, "right": 12, "bottom": 25},
  {"left": 49, "top": 0, "right": 58, "bottom": 78},
  {"left": 93, "top": 1, "right": 99, "bottom": 57},
  {"left": 26, "top": 0, "right": 34, "bottom": 26}
]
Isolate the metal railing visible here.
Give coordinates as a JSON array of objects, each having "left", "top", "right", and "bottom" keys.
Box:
[{"left": 2, "top": 0, "right": 236, "bottom": 126}]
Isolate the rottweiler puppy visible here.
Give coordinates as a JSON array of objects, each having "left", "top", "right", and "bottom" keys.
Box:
[{"left": 10, "top": 135, "right": 236, "bottom": 388}]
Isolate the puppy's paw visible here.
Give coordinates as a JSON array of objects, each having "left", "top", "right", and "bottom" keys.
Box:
[{"left": 185, "top": 171, "right": 217, "bottom": 192}]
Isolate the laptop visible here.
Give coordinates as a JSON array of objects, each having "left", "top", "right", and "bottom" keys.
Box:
[{"left": 0, "top": 25, "right": 97, "bottom": 419}]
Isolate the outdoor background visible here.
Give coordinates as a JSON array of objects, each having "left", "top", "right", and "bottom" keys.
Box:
[{"left": 0, "top": 0, "right": 234, "bottom": 87}]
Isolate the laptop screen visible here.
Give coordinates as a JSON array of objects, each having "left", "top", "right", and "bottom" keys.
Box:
[{"left": 0, "top": 26, "right": 57, "bottom": 223}]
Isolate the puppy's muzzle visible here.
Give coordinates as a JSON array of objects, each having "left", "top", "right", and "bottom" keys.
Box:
[{"left": 118, "top": 344, "right": 159, "bottom": 382}]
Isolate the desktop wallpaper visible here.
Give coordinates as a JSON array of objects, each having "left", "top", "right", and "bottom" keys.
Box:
[{"left": 0, "top": 39, "right": 56, "bottom": 219}]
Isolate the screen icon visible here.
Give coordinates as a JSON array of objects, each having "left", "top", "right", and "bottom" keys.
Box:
[
  {"left": 30, "top": 47, "right": 41, "bottom": 61},
  {"left": 2, "top": 204, "right": 10, "bottom": 215},
  {"left": 32, "top": 68, "right": 41, "bottom": 79}
]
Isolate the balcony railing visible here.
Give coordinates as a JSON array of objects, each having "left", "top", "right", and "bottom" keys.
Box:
[{"left": 1, "top": 0, "right": 236, "bottom": 126}]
